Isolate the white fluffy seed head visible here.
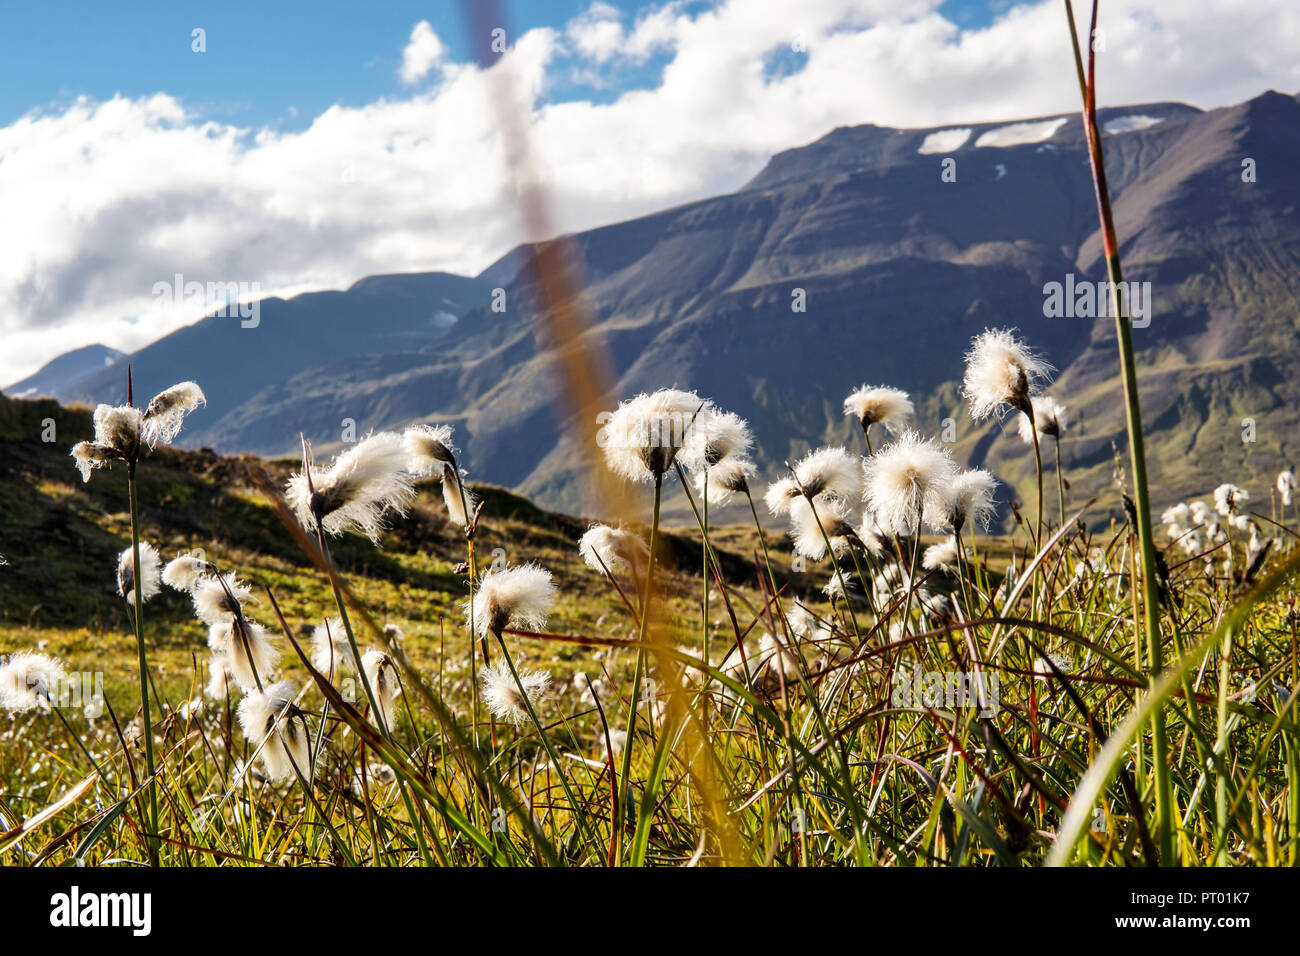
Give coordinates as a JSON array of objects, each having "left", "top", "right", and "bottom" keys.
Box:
[
  {"left": 141, "top": 381, "right": 206, "bottom": 447},
  {"left": 480, "top": 662, "right": 551, "bottom": 726},
  {"left": 962, "top": 328, "right": 1052, "bottom": 421},
  {"left": 694, "top": 456, "right": 755, "bottom": 506},
  {"left": 793, "top": 446, "right": 862, "bottom": 501},
  {"left": 310, "top": 618, "right": 358, "bottom": 677},
  {"left": 843, "top": 385, "right": 914, "bottom": 434},
  {"left": 361, "top": 649, "right": 399, "bottom": 729},
  {"left": 162, "top": 553, "right": 215, "bottom": 592},
  {"left": 192, "top": 573, "right": 253, "bottom": 626},
  {"left": 92, "top": 403, "right": 142, "bottom": 456},
  {"left": 602, "top": 389, "right": 708, "bottom": 483},
  {"left": 678, "top": 408, "right": 752, "bottom": 472},
  {"left": 764, "top": 477, "right": 801, "bottom": 516},
  {"left": 286, "top": 432, "right": 415, "bottom": 542},
  {"left": 205, "top": 657, "right": 234, "bottom": 700},
  {"left": 1161, "top": 503, "right": 1192, "bottom": 531},
  {"left": 922, "top": 537, "right": 965, "bottom": 572},
  {"left": 465, "top": 563, "right": 557, "bottom": 639},
  {"left": 1278, "top": 470, "right": 1296, "bottom": 507},
  {"left": 209, "top": 620, "right": 280, "bottom": 692},
  {"left": 788, "top": 496, "right": 858, "bottom": 561},
  {"left": 0, "top": 651, "right": 67, "bottom": 713},
  {"left": 862, "top": 430, "right": 958, "bottom": 534},
  {"left": 1016, "top": 395, "right": 1067, "bottom": 443},
  {"left": 117, "top": 542, "right": 162, "bottom": 606},
  {"left": 70, "top": 441, "right": 119, "bottom": 482},
  {"left": 402, "top": 423, "right": 458, "bottom": 475},
  {"left": 938, "top": 468, "right": 998, "bottom": 533},
  {"left": 403, "top": 423, "right": 475, "bottom": 525},
  {"left": 440, "top": 465, "right": 477, "bottom": 528},
  {"left": 578, "top": 524, "right": 649, "bottom": 575},
  {"left": 1213, "top": 483, "right": 1249, "bottom": 517},
  {"left": 237, "top": 681, "right": 310, "bottom": 783}
]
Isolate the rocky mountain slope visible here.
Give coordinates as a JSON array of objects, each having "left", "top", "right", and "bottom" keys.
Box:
[{"left": 16, "top": 91, "right": 1300, "bottom": 525}]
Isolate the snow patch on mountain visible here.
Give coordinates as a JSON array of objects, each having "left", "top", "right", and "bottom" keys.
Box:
[
  {"left": 975, "top": 118, "right": 1068, "bottom": 148},
  {"left": 1104, "top": 114, "right": 1165, "bottom": 134},
  {"left": 918, "top": 128, "right": 972, "bottom": 154}
]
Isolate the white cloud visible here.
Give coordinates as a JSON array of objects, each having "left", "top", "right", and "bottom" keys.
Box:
[
  {"left": 567, "top": 3, "right": 626, "bottom": 63},
  {"left": 399, "top": 20, "right": 447, "bottom": 85},
  {"left": 3, "top": 0, "right": 1300, "bottom": 385}
]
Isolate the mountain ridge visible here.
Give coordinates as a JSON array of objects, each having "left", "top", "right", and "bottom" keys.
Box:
[{"left": 12, "top": 90, "right": 1300, "bottom": 526}]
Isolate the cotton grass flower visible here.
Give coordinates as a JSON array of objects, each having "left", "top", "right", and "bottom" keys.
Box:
[
  {"left": 788, "top": 496, "right": 860, "bottom": 561},
  {"left": 361, "top": 649, "right": 399, "bottom": 729},
  {"left": 205, "top": 657, "right": 234, "bottom": 700},
  {"left": 480, "top": 662, "right": 551, "bottom": 726},
  {"left": 466, "top": 563, "right": 557, "bottom": 638},
  {"left": 92, "top": 404, "right": 142, "bottom": 455},
  {"left": 404, "top": 424, "right": 477, "bottom": 527},
  {"left": 579, "top": 524, "right": 649, "bottom": 575},
  {"left": 764, "top": 477, "right": 801, "bottom": 516},
  {"left": 1278, "top": 471, "right": 1296, "bottom": 508},
  {"left": 0, "top": 651, "right": 67, "bottom": 713},
  {"left": 862, "top": 430, "right": 958, "bottom": 534},
  {"left": 679, "top": 408, "right": 752, "bottom": 472},
  {"left": 117, "top": 541, "right": 162, "bottom": 606},
  {"left": 1161, "top": 503, "right": 1192, "bottom": 532},
  {"left": 1189, "top": 500, "right": 1212, "bottom": 525},
  {"left": 237, "top": 682, "right": 311, "bottom": 783},
  {"left": 843, "top": 385, "right": 913, "bottom": 436},
  {"left": 677, "top": 404, "right": 756, "bottom": 507},
  {"left": 694, "top": 456, "right": 756, "bottom": 506},
  {"left": 938, "top": 468, "right": 997, "bottom": 533},
  {"left": 140, "top": 381, "right": 206, "bottom": 447},
  {"left": 162, "top": 553, "right": 215, "bottom": 592},
  {"left": 70, "top": 440, "right": 120, "bottom": 483},
  {"left": 287, "top": 431, "right": 415, "bottom": 542},
  {"left": 1016, "top": 395, "right": 1067, "bottom": 443},
  {"left": 602, "top": 389, "right": 707, "bottom": 483},
  {"left": 923, "top": 537, "right": 965, "bottom": 573},
  {"left": 70, "top": 403, "right": 143, "bottom": 481},
  {"left": 962, "top": 328, "right": 1052, "bottom": 420},
  {"left": 310, "top": 618, "right": 358, "bottom": 677},
  {"left": 209, "top": 620, "right": 280, "bottom": 692},
  {"left": 191, "top": 573, "right": 254, "bottom": 626},
  {"left": 439, "top": 467, "right": 478, "bottom": 528},
  {"left": 1213, "top": 483, "right": 1249, "bottom": 517},
  {"left": 793, "top": 446, "right": 862, "bottom": 501},
  {"left": 402, "top": 423, "right": 458, "bottom": 470}
]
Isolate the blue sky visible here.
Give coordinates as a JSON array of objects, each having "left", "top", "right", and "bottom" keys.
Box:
[
  {"left": 0, "top": 0, "right": 1294, "bottom": 385},
  {"left": 1, "top": 1, "right": 996, "bottom": 129}
]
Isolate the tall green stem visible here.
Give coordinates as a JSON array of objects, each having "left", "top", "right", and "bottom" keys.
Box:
[
  {"left": 127, "top": 462, "right": 159, "bottom": 866},
  {"left": 617, "top": 471, "right": 662, "bottom": 857},
  {"left": 1064, "top": 0, "right": 1171, "bottom": 863}
]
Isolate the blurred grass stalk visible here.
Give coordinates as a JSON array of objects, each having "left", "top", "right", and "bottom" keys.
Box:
[{"left": 1063, "top": 0, "right": 1172, "bottom": 863}]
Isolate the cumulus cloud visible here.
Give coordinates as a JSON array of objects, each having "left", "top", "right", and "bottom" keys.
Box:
[
  {"left": 2, "top": 0, "right": 1299, "bottom": 385},
  {"left": 567, "top": 2, "right": 626, "bottom": 63},
  {"left": 399, "top": 20, "right": 447, "bottom": 85}
]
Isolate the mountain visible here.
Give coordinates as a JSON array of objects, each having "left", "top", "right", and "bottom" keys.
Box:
[
  {"left": 47, "top": 91, "right": 1300, "bottom": 525},
  {"left": 4, "top": 344, "right": 124, "bottom": 401},
  {"left": 59, "top": 271, "right": 492, "bottom": 452}
]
